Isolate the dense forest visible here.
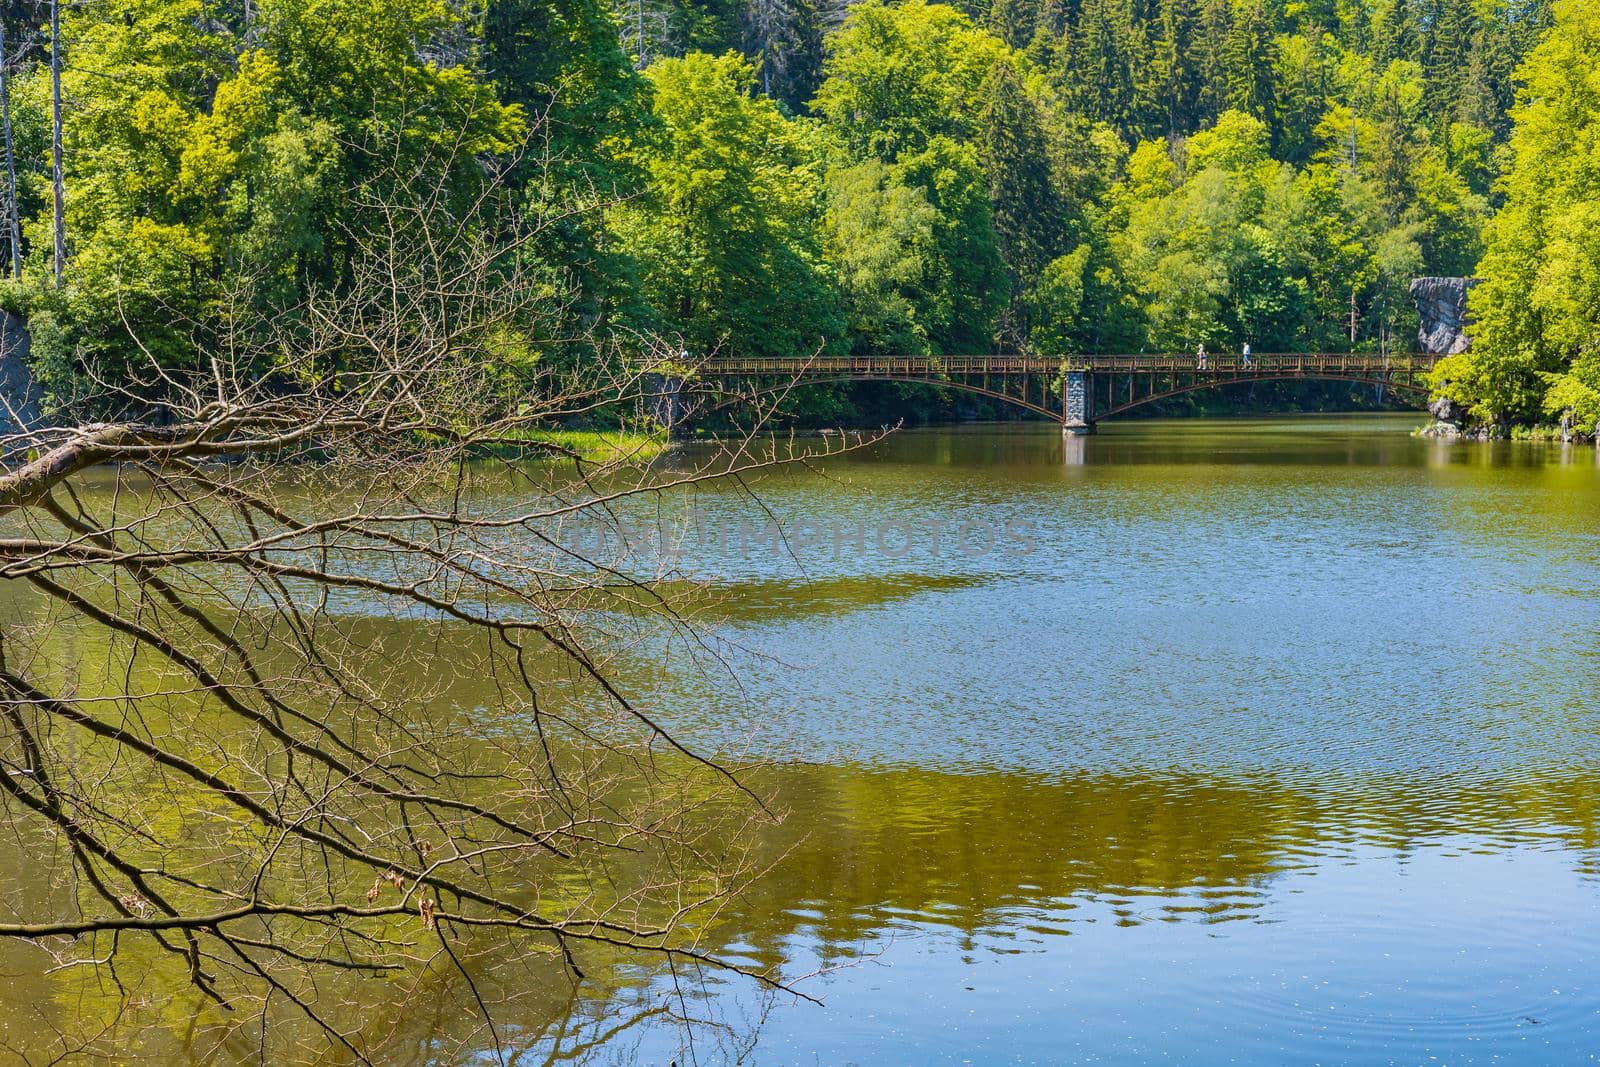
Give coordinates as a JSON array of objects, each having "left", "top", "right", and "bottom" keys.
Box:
[{"left": 0, "top": 0, "right": 1594, "bottom": 431}]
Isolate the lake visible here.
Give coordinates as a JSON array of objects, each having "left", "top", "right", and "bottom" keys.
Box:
[
  {"left": 611, "top": 414, "right": 1600, "bottom": 1063},
  {"left": 6, "top": 413, "right": 1600, "bottom": 1064}
]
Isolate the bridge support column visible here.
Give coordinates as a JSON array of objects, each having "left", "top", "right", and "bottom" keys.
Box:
[
  {"left": 642, "top": 372, "right": 685, "bottom": 436},
  {"left": 1061, "top": 370, "right": 1095, "bottom": 435}
]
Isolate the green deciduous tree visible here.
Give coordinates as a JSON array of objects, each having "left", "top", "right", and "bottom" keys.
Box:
[
  {"left": 824, "top": 157, "right": 940, "bottom": 352},
  {"left": 614, "top": 51, "right": 842, "bottom": 358},
  {"left": 1114, "top": 113, "right": 1311, "bottom": 351},
  {"left": 893, "top": 135, "right": 1006, "bottom": 351},
  {"left": 812, "top": 0, "right": 1009, "bottom": 163},
  {"left": 15, "top": 0, "right": 522, "bottom": 404},
  {"left": 1434, "top": 0, "right": 1600, "bottom": 429}
]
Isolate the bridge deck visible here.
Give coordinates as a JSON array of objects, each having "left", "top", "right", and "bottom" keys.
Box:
[
  {"left": 696, "top": 353, "right": 1438, "bottom": 375},
  {"left": 674, "top": 352, "right": 1439, "bottom": 428}
]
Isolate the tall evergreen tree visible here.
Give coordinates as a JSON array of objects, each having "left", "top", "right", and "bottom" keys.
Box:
[
  {"left": 1456, "top": 34, "right": 1502, "bottom": 133},
  {"left": 744, "top": 0, "right": 800, "bottom": 97},
  {"left": 1192, "top": 0, "right": 1232, "bottom": 126},
  {"left": 1423, "top": 0, "right": 1477, "bottom": 129},
  {"left": 1274, "top": 31, "right": 1330, "bottom": 164},
  {"left": 1034, "top": 1, "right": 1077, "bottom": 92},
  {"left": 1072, "top": 0, "right": 1144, "bottom": 138},
  {"left": 1031, "top": 0, "right": 1069, "bottom": 39},
  {"left": 1147, "top": 0, "right": 1197, "bottom": 140},
  {"left": 1375, "top": 0, "right": 1421, "bottom": 66},
  {"left": 988, "top": 0, "right": 1037, "bottom": 49},
  {"left": 1224, "top": 0, "right": 1278, "bottom": 131},
  {"left": 980, "top": 60, "right": 1064, "bottom": 340}
]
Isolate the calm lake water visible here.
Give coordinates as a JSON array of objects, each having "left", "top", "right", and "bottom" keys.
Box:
[
  {"left": 606, "top": 414, "right": 1600, "bottom": 1064},
  {"left": 8, "top": 414, "right": 1600, "bottom": 1064}
]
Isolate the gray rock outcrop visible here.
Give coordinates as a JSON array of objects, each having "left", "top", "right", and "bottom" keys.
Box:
[{"left": 1410, "top": 276, "right": 1480, "bottom": 355}]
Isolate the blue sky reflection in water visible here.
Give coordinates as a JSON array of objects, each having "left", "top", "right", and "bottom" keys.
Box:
[{"left": 598, "top": 415, "right": 1600, "bottom": 1064}]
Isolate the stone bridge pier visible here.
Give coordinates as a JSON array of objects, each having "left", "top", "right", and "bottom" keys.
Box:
[
  {"left": 641, "top": 371, "right": 685, "bottom": 435},
  {"left": 1061, "top": 370, "right": 1095, "bottom": 435}
]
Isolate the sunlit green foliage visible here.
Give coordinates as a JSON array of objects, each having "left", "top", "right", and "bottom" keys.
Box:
[
  {"left": 612, "top": 51, "right": 842, "bottom": 358},
  {"left": 812, "top": 0, "right": 1011, "bottom": 163},
  {"left": 12, "top": 0, "right": 521, "bottom": 400},
  {"left": 0, "top": 0, "right": 1573, "bottom": 427},
  {"left": 823, "top": 159, "right": 940, "bottom": 353},
  {"left": 1432, "top": 0, "right": 1600, "bottom": 431}
]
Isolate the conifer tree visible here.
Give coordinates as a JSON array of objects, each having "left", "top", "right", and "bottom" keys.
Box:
[
  {"left": 1456, "top": 39, "right": 1502, "bottom": 132},
  {"left": 980, "top": 60, "right": 1064, "bottom": 341},
  {"left": 744, "top": 0, "right": 800, "bottom": 97},
  {"left": 1224, "top": 0, "right": 1278, "bottom": 132},
  {"left": 1032, "top": 0, "right": 1068, "bottom": 39},
  {"left": 988, "top": 0, "right": 1037, "bottom": 49},
  {"left": 1376, "top": 0, "right": 1421, "bottom": 66},
  {"left": 1072, "top": 0, "right": 1144, "bottom": 138},
  {"left": 1192, "top": 0, "right": 1232, "bottom": 126},
  {"left": 1423, "top": 0, "right": 1477, "bottom": 128},
  {"left": 1148, "top": 0, "right": 1197, "bottom": 139}
]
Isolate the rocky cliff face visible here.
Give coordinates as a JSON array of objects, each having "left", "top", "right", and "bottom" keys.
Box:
[
  {"left": 1410, "top": 276, "right": 1480, "bottom": 355},
  {"left": 1, "top": 310, "right": 41, "bottom": 439}
]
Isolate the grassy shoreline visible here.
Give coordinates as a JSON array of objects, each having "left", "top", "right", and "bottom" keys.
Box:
[{"left": 507, "top": 429, "right": 671, "bottom": 463}]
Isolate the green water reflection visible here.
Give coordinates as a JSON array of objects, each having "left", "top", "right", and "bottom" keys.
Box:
[{"left": 5, "top": 415, "right": 1600, "bottom": 1064}]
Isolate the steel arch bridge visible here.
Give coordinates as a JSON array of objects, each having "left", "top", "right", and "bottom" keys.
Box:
[{"left": 658, "top": 352, "right": 1440, "bottom": 434}]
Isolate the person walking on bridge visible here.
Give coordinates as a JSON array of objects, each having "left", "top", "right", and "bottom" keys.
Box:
[
  {"left": 1241, "top": 342, "right": 1252, "bottom": 370},
  {"left": 1197, "top": 343, "right": 1207, "bottom": 371}
]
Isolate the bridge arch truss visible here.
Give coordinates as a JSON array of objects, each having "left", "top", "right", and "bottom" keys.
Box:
[{"left": 671, "top": 353, "right": 1438, "bottom": 432}]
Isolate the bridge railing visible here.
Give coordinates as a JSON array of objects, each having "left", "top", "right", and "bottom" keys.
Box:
[
  {"left": 694, "top": 353, "right": 1438, "bottom": 375},
  {"left": 1060, "top": 352, "right": 1437, "bottom": 374}
]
